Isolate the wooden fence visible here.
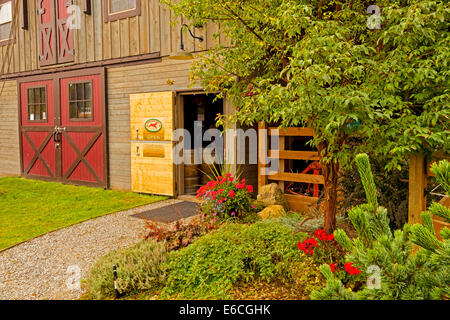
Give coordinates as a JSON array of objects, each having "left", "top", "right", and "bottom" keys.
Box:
[{"left": 258, "top": 124, "right": 323, "bottom": 212}]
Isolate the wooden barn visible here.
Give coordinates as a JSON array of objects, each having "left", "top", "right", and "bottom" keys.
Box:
[
  {"left": 0, "top": 0, "right": 330, "bottom": 213},
  {"left": 0, "top": 1, "right": 252, "bottom": 194}
]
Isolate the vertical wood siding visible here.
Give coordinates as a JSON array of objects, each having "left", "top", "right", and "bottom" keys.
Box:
[{"left": 0, "top": 80, "right": 20, "bottom": 176}]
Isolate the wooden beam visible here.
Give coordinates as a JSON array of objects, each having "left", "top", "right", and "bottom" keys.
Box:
[
  {"left": 285, "top": 194, "right": 319, "bottom": 212},
  {"left": 278, "top": 135, "right": 285, "bottom": 192},
  {"left": 268, "top": 127, "right": 315, "bottom": 137},
  {"left": 268, "top": 172, "right": 325, "bottom": 184},
  {"left": 408, "top": 153, "right": 427, "bottom": 225},
  {"left": 268, "top": 150, "right": 320, "bottom": 161}
]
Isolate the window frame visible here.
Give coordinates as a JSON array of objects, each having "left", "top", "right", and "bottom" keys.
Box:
[
  {"left": 103, "top": 0, "right": 141, "bottom": 22},
  {"left": 26, "top": 85, "right": 48, "bottom": 123},
  {"left": 0, "top": 0, "right": 14, "bottom": 46},
  {"left": 67, "top": 79, "right": 95, "bottom": 122}
]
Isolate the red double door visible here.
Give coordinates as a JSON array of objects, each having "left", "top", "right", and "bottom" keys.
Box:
[{"left": 19, "top": 70, "right": 107, "bottom": 188}]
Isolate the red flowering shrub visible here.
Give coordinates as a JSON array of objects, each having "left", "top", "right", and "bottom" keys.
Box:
[
  {"left": 197, "top": 173, "right": 255, "bottom": 222},
  {"left": 297, "top": 228, "right": 363, "bottom": 289},
  {"left": 298, "top": 229, "right": 341, "bottom": 264},
  {"left": 297, "top": 238, "right": 319, "bottom": 256}
]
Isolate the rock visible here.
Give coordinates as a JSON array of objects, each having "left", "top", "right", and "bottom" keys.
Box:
[
  {"left": 258, "top": 205, "right": 287, "bottom": 219},
  {"left": 257, "top": 183, "right": 290, "bottom": 211}
]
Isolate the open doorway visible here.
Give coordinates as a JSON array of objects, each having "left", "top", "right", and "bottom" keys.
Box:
[{"left": 177, "top": 93, "right": 224, "bottom": 196}]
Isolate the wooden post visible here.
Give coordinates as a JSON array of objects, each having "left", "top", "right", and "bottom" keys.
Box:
[
  {"left": 258, "top": 122, "right": 268, "bottom": 190},
  {"left": 278, "top": 135, "right": 285, "bottom": 192},
  {"left": 409, "top": 153, "right": 427, "bottom": 225}
]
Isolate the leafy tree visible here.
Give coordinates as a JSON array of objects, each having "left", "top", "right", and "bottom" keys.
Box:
[
  {"left": 311, "top": 154, "right": 449, "bottom": 300},
  {"left": 165, "top": 0, "right": 450, "bottom": 233}
]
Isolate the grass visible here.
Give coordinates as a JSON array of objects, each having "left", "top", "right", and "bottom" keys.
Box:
[{"left": 0, "top": 177, "right": 167, "bottom": 250}]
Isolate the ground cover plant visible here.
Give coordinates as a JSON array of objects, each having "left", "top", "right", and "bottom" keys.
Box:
[
  {"left": 0, "top": 177, "right": 166, "bottom": 250},
  {"left": 161, "top": 221, "right": 316, "bottom": 299}
]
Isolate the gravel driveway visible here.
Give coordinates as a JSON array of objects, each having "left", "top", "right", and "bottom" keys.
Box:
[{"left": 0, "top": 199, "right": 182, "bottom": 300}]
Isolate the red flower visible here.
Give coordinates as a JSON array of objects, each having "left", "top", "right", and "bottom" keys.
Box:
[
  {"left": 344, "top": 262, "right": 361, "bottom": 276},
  {"left": 298, "top": 238, "right": 319, "bottom": 256},
  {"left": 226, "top": 173, "right": 232, "bottom": 178},
  {"left": 246, "top": 185, "right": 254, "bottom": 193},
  {"left": 236, "top": 183, "right": 245, "bottom": 189},
  {"left": 229, "top": 190, "right": 236, "bottom": 198},
  {"left": 329, "top": 263, "right": 337, "bottom": 273},
  {"left": 314, "top": 229, "right": 334, "bottom": 242}
]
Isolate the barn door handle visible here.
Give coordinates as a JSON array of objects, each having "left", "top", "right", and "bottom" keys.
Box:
[
  {"left": 53, "top": 131, "right": 61, "bottom": 143},
  {"left": 136, "top": 146, "right": 140, "bottom": 156},
  {"left": 135, "top": 129, "right": 139, "bottom": 140}
]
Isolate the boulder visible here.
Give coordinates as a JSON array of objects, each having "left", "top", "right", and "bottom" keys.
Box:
[
  {"left": 258, "top": 205, "right": 287, "bottom": 219},
  {"left": 257, "top": 183, "right": 290, "bottom": 211}
]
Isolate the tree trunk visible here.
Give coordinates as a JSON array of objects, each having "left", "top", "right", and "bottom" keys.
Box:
[{"left": 322, "top": 160, "right": 340, "bottom": 234}]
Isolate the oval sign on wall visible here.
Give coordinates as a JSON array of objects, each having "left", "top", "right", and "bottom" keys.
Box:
[{"left": 145, "top": 119, "right": 163, "bottom": 133}]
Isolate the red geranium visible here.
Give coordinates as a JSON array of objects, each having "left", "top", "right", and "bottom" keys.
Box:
[
  {"left": 344, "top": 262, "right": 361, "bottom": 275},
  {"left": 329, "top": 263, "right": 337, "bottom": 273}
]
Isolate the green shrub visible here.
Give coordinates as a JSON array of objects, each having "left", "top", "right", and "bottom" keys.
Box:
[
  {"left": 161, "top": 221, "right": 308, "bottom": 299},
  {"left": 312, "top": 155, "right": 450, "bottom": 300},
  {"left": 84, "top": 240, "right": 168, "bottom": 299}
]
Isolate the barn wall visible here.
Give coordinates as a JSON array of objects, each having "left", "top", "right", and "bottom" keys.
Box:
[
  {"left": 106, "top": 57, "right": 197, "bottom": 190},
  {"left": 0, "top": 0, "right": 225, "bottom": 76},
  {"left": 0, "top": 80, "right": 20, "bottom": 176}
]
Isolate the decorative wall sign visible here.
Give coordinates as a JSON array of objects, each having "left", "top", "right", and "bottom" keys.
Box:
[{"left": 145, "top": 119, "right": 163, "bottom": 133}]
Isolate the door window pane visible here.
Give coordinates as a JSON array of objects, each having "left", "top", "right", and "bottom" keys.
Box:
[
  {"left": 68, "top": 82, "right": 93, "bottom": 120},
  {"left": 27, "top": 87, "right": 47, "bottom": 121},
  {"left": 0, "top": 1, "right": 12, "bottom": 41},
  {"left": 110, "top": 0, "right": 136, "bottom": 13}
]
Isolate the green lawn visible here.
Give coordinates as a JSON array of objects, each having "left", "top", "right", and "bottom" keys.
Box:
[{"left": 0, "top": 177, "right": 167, "bottom": 250}]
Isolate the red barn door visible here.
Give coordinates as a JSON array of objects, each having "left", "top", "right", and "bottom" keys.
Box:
[
  {"left": 59, "top": 73, "right": 106, "bottom": 187},
  {"left": 20, "top": 80, "right": 57, "bottom": 179},
  {"left": 19, "top": 70, "right": 107, "bottom": 188}
]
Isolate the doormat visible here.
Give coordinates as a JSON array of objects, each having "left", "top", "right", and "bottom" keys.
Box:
[{"left": 131, "top": 201, "right": 201, "bottom": 223}]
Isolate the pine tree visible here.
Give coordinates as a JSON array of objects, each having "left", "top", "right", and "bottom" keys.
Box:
[{"left": 311, "top": 155, "right": 450, "bottom": 300}]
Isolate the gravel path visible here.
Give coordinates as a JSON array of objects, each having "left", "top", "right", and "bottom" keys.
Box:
[{"left": 0, "top": 199, "right": 183, "bottom": 300}]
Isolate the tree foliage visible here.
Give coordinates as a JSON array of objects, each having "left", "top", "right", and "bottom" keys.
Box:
[
  {"left": 165, "top": 0, "right": 449, "bottom": 231},
  {"left": 166, "top": 0, "right": 449, "bottom": 169}
]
